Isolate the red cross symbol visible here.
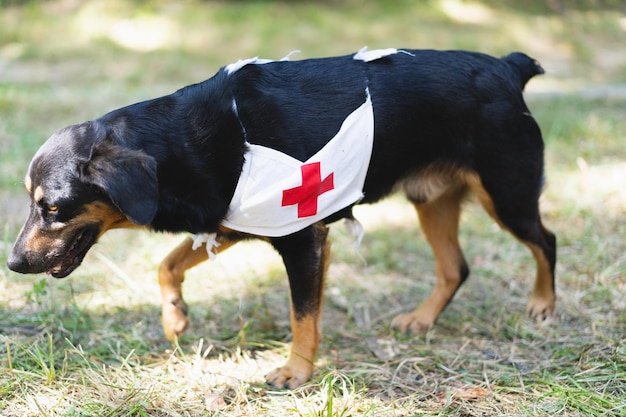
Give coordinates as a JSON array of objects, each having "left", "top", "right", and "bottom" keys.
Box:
[{"left": 282, "top": 162, "right": 335, "bottom": 218}]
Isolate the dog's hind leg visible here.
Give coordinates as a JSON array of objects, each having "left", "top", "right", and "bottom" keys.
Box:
[
  {"left": 467, "top": 173, "right": 557, "bottom": 320},
  {"left": 266, "top": 222, "right": 330, "bottom": 388},
  {"left": 159, "top": 234, "right": 240, "bottom": 341},
  {"left": 465, "top": 113, "right": 557, "bottom": 320},
  {"left": 392, "top": 184, "right": 470, "bottom": 333}
]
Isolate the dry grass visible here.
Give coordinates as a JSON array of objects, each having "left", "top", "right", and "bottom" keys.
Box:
[{"left": 2, "top": 193, "right": 625, "bottom": 416}]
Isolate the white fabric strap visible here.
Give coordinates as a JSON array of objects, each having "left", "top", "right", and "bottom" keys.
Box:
[{"left": 191, "top": 233, "right": 221, "bottom": 261}]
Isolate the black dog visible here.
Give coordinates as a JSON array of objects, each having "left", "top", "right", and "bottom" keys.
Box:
[{"left": 7, "top": 48, "right": 556, "bottom": 388}]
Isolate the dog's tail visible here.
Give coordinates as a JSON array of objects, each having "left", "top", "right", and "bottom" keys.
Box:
[{"left": 501, "top": 52, "right": 545, "bottom": 89}]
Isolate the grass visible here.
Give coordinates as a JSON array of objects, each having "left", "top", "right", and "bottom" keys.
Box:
[{"left": 1, "top": 1, "right": 626, "bottom": 416}]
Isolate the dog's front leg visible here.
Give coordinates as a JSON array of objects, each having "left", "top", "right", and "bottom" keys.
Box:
[
  {"left": 266, "top": 223, "right": 330, "bottom": 389},
  {"left": 158, "top": 234, "right": 239, "bottom": 341}
]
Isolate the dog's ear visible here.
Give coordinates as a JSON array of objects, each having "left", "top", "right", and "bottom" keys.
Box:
[{"left": 79, "top": 124, "right": 158, "bottom": 226}]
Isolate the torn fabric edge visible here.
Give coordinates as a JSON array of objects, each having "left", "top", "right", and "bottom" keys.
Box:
[
  {"left": 225, "top": 50, "right": 301, "bottom": 75},
  {"left": 191, "top": 233, "right": 221, "bottom": 261},
  {"left": 353, "top": 46, "right": 415, "bottom": 62},
  {"left": 344, "top": 217, "right": 367, "bottom": 265}
]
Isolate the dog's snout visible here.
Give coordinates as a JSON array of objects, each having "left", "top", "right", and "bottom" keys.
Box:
[
  {"left": 6, "top": 230, "right": 41, "bottom": 274},
  {"left": 6, "top": 246, "right": 32, "bottom": 273}
]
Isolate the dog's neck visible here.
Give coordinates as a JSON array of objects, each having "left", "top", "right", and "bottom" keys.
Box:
[{"left": 99, "top": 75, "right": 247, "bottom": 234}]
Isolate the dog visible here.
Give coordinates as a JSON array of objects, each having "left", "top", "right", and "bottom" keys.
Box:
[{"left": 7, "top": 48, "right": 556, "bottom": 388}]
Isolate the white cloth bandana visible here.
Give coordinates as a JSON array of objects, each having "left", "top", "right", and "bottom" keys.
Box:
[{"left": 221, "top": 89, "right": 374, "bottom": 237}]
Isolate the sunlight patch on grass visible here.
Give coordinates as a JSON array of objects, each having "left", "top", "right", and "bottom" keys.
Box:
[
  {"left": 550, "top": 159, "right": 626, "bottom": 215},
  {"left": 439, "top": 0, "right": 495, "bottom": 24},
  {"left": 95, "top": 17, "right": 176, "bottom": 52},
  {"left": 353, "top": 197, "right": 417, "bottom": 230}
]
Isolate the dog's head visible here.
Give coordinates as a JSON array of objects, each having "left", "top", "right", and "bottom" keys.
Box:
[{"left": 7, "top": 121, "right": 158, "bottom": 278}]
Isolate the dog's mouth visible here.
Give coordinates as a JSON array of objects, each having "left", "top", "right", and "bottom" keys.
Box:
[{"left": 48, "top": 227, "right": 98, "bottom": 278}]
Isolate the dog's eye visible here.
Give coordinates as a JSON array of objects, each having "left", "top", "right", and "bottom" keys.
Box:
[{"left": 42, "top": 204, "right": 58, "bottom": 214}]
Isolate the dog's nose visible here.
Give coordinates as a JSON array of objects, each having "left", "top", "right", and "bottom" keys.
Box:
[{"left": 6, "top": 248, "right": 31, "bottom": 274}]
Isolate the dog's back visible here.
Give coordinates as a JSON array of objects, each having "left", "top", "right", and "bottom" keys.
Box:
[{"left": 225, "top": 49, "right": 543, "bottom": 203}]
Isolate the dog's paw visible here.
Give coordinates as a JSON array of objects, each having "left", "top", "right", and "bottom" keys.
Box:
[
  {"left": 266, "top": 365, "right": 312, "bottom": 389},
  {"left": 161, "top": 299, "right": 190, "bottom": 341},
  {"left": 526, "top": 294, "right": 555, "bottom": 321},
  {"left": 390, "top": 313, "right": 432, "bottom": 334}
]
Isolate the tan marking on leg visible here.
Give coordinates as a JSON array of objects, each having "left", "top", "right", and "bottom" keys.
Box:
[
  {"left": 466, "top": 173, "right": 556, "bottom": 320},
  {"left": 159, "top": 234, "right": 240, "bottom": 341},
  {"left": 267, "top": 223, "right": 330, "bottom": 388},
  {"left": 266, "top": 310, "right": 319, "bottom": 389},
  {"left": 392, "top": 184, "right": 468, "bottom": 334},
  {"left": 526, "top": 241, "right": 556, "bottom": 319},
  {"left": 465, "top": 173, "right": 500, "bottom": 223}
]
